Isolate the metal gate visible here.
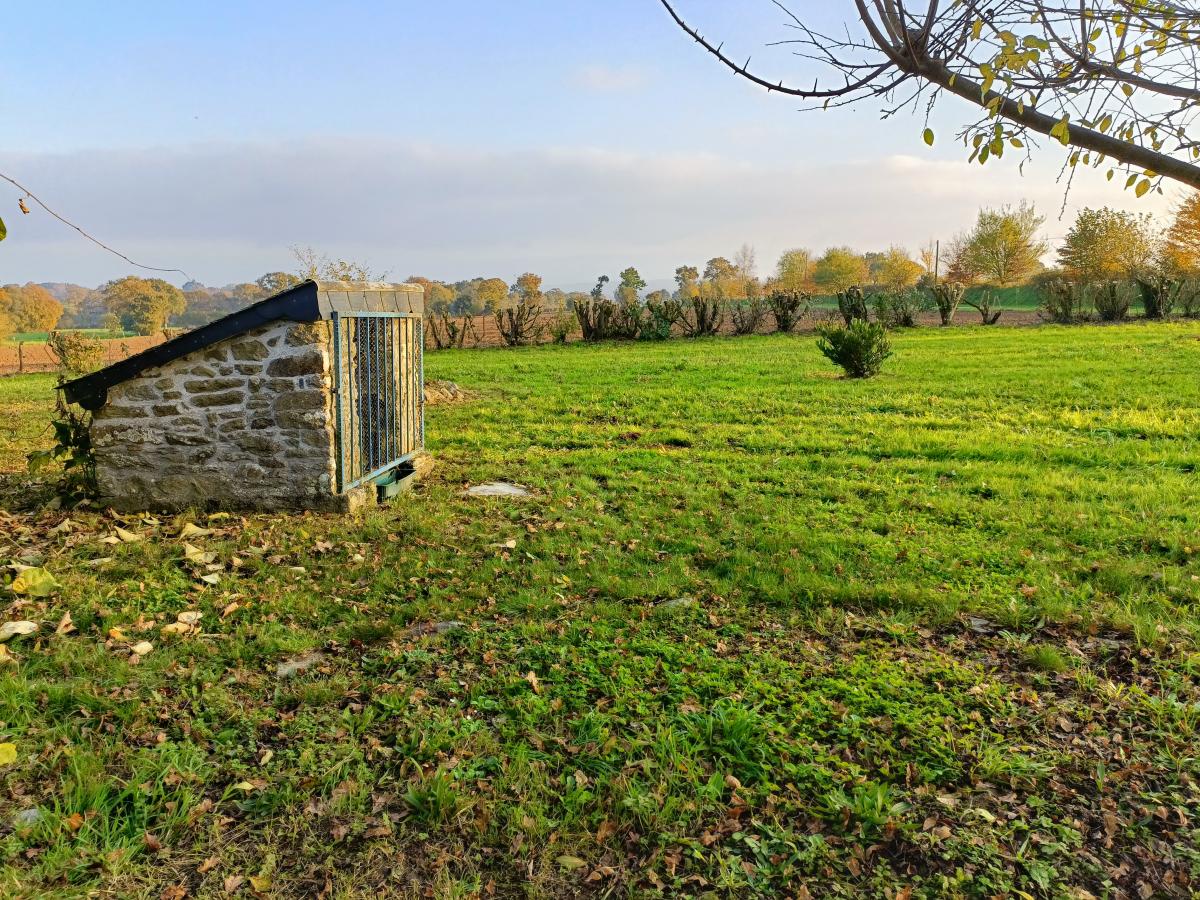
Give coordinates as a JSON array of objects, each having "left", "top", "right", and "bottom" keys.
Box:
[{"left": 330, "top": 311, "right": 424, "bottom": 493}]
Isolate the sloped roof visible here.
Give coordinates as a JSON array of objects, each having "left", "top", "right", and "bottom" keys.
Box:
[{"left": 62, "top": 279, "right": 424, "bottom": 410}]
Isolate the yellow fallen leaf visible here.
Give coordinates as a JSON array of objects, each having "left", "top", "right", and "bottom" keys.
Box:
[
  {"left": 176, "top": 611, "right": 203, "bottom": 625},
  {"left": 115, "top": 527, "right": 143, "bottom": 543},
  {"left": 10, "top": 567, "right": 60, "bottom": 597},
  {"left": 131, "top": 641, "right": 154, "bottom": 656},
  {"left": 161, "top": 622, "right": 193, "bottom": 636},
  {"left": 183, "top": 544, "right": 216, "bottom": 566},
  {"left": 249, "top": 874, "right": 272, "bottom": 891},
  {"left": 108, "top": 627, "right": 129, "bottom": 641},
  {"left": 233, "top": 781, "right": 258, "bottom": 792},
  {"left": 178, "top": 522, "right": 214, "bottom": 539},
  {"left": 0, "top": 743, "right": 16, "bottom": 766}
]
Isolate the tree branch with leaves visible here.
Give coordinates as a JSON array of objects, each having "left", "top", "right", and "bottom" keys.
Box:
[{"left": 659, "top": 0, "right": 1200, "bottom": 192}]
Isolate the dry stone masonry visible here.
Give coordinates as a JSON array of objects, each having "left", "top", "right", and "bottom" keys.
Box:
[
  {"left": 91, "top": 320, "right": 346, "bottom": 511},
  {"left": 63, "top": 280, "right": 426, "bottom": 513}
]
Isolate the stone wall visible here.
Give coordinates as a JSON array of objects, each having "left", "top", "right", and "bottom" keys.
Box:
[{"left": 91, "top": 320, "right": 357, "bottom": 512}]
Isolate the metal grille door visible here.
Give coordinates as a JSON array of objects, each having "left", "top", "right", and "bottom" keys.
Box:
[{"left": 331, "top": 311, "right": 424, "bottom": 492}]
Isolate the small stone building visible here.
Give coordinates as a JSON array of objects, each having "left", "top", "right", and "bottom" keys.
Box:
[{"left": 63, "top": 280, "right": 425, "bottom": 512}]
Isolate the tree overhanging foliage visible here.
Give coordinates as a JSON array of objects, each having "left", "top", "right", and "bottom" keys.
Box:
[{"left": 660, "top": 0, "right": 1200, "bottom": 191}]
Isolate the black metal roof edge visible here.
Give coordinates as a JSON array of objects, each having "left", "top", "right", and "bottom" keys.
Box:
[{"left": 62, "top": 280, "right": 322, "bottom": 411}]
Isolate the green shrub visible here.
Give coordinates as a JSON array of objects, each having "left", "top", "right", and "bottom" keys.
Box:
[
  {"left": 638, "top": 299, "right": 676, "bottom": 341},
  {"left": 1180, "top": 281, "right": 1200, "bottom": 318},
  {"left": 873, "top": 288, "right": 930, "bottom": 328},
  {"left": 548, "top": 313, "right": 575, "bottom": 344},
  {"left": 46, "top": 330, "right": 104, "bottom": 378},
  {"left": 767, "top": 289, "right": 810, "bottom": 333},
  {"left": 27, "top": 394, "right": 97, "bottom": 502},
  {"left": 817, "top": 320, "right": 893, "bottom": 378},
  {"left": 1038, "top": 279, "right": 1088, "bottom": 324},
  {"left": 1090, "top": 281, "right": 1132, "bottom": 322},
  {"left": 1133, "top": 274, "right": 1182, "bottom": 320},
  {"left": 676, "top": 294, "right": 724, "bottom": 337},
  {"left": 729, "top": 297, "right": 768, "bottom": 335},
  {"left": 835, "top": 287, "right": 870, "bottom": 325}
]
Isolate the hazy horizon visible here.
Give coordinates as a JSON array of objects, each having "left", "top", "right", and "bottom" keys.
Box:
[{"left": 2, "top": 1, "right": 1178, "bottom": 289}]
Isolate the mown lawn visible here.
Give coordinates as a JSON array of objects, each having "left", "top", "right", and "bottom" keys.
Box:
[{"left": 1, "top": 323, "right": 1199, "bottom": 898}]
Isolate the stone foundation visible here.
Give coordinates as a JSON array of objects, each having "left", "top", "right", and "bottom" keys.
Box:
[{"left": 91, "top": 320, "right": 369, "bottom": 512}]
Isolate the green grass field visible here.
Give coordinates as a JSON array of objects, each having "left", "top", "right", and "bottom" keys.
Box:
[
  {"left": 811, "top": 284, "right": 1040, "bottom": 311},
  {"left": 2, "top": 323, "right": 1199, "bottom": 897},
  {"left": 4, "top": 329, "right": 124, "bottom": 346}
]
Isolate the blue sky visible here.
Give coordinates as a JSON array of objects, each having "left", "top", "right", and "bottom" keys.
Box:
[{"left": 1, "top": 1, "right": 1175, "bottom": 288}]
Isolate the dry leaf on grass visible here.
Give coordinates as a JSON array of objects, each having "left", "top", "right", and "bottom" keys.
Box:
[
  {"left": 178, "top": 522, "right": 214, "bottom": 539},
  {"left": 0, "top": 621, "right": 38, "bottom": 642},
  {"left": 183, "top": 544, "right": 217, "bottom": 566}
]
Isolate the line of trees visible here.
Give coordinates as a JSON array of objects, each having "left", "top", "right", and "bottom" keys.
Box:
[
  {"left": 17, "top": 190, "right": 1200, "bottom": 349},
  {"left": 0, "top": 283, "right": 64, "bottom": 340}
]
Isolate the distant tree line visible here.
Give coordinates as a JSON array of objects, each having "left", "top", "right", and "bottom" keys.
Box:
[{"left": 16, "top": 192, "right": 1200, "bottom": 348}]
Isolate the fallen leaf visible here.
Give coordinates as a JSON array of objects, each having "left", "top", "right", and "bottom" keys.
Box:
[
  {"left": 0, "top": 621, "right": 38, "bottom": 643},
  {"left": 177, "top": 611, "right": 203, "bottom": 625},
  {"left": 183, "top": 544, "right": 217, "bottom": 566},
  {"left": 55, "top": 611, "right": 75, "bottom": 636},
  {"left": 131, "top": 641, "right": 154, "bottom": 656},
  {"left": 524, "top": 671, "right": 541, "bottom": 694},
  {"left": 115, "top": 527, "right": 143, "bottom": 543},
  {"left": 556, "top": 855, "right": 586, "bottom": 871},
  {"left": 248, "top": 874, "right": 272, "bottom": 891},
  {"left": 223, "top": 875, "right": 245, "bottom": 893},
  {"left": 0, "top": 743, "right": 16, "bottom": 766},
  {"left": 10, "top": 567, "right": 59, "bottom": 597},
  {"left": 197, "top": 855, "right": 220, "bottom": 874},
  {"left": 161, "top": 622, "right": 194, "bottom": 636},
  {"left": 178, "top": 522, "right": 214, "bottom": 539}
]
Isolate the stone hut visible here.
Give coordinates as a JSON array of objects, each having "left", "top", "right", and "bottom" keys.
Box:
[{"left": 62, "top": 280, "right": 425, "bottom": 512}]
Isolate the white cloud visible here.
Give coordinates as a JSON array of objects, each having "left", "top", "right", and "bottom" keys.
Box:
[
  {"left": 0, "top": 138, "right": 1175, "bottom": 288},
  {"left": 571, "top": 64, "right": 649, "bottom": 93}
]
